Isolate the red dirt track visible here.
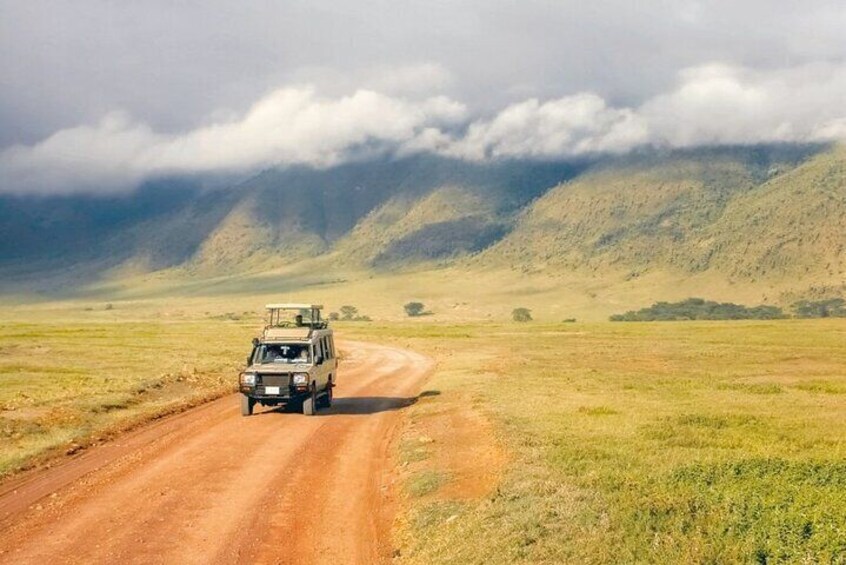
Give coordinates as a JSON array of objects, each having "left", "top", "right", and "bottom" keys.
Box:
[{"left": 0, "top": 341, "right": 434, "bottom": 564}]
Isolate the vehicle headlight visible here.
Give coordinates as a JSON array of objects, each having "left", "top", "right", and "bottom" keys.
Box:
[
  {"left": 293, "top": 373, "right": 308, "bottom": 385},
  {"left": 241, "top": 372, "right": 257, "bottom": 386}
]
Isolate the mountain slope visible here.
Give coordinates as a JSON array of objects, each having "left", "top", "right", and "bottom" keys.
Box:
[
  {"left": 0, "top": 144, "right": 842, "bottom": 307},
  {"left": 474, "top": 144, "right": 839, "bottom": 282},
  {"left": 702, "top": 145, "right": 846, "bottom": 282}
]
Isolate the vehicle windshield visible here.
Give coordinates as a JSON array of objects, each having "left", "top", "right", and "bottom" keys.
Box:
[{"left": 255, "top": 343, "right": 311, "bottom": 364}]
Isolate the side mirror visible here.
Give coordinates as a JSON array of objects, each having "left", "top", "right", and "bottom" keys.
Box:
[
  {"left": 252, "top": 337, "right": 260, "bottom": 347},
  {"left": 246, "top": 355, "right": 252, "bottom": 366},
  {"left": 315, "top": 355, "right": 324, "bottom": 365}
]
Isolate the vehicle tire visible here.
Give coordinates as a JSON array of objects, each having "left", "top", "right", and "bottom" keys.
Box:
[
  {"left": 241, "top": 394, "right": 255, "bottom": 416},
  {"left": 302, "top": 386, "right": 317, "bottom": 416},
  {"left": 321, "top": 381, "right": 333, "bottom": 408}
]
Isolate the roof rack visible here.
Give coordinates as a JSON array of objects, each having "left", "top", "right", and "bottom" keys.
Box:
[
  {"left": 264, "top": 303, "right": 328, "bottom": 330},
  {"left": 265, "top": 303, "right": 323, "bottom": 310}
]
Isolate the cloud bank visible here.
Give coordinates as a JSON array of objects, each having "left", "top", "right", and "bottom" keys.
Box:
[{"left": 3, "top": 62, "right": 846, "bottom": 194}]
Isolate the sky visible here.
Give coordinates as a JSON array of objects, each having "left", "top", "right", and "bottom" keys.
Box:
[{"left": 1, "top": 0, "right": 846, "bottom": 194}]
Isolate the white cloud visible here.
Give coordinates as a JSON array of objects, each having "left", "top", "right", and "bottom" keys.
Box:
[
  {"left": 3, "top": 61, "right": 846, "bottom": 194},
  {"left": 0, "top": 87, "right": 467, "bottom": 194},
  {"left": 643, "top": 62, "right": 846, "bottom": 146},
  {"left": 440, "top": 94, "right": 649, "bottom": 160}
]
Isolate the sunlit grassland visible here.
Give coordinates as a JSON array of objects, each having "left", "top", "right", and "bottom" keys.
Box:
[
  {"left": 345, "top": 320, "right": 846, "bottom": 564},
  {"left": 0, "top": 319, "right": 254, "bottom": 477},
  {"left": 1, "top": 310, "right": 844, "bottom": 562}
]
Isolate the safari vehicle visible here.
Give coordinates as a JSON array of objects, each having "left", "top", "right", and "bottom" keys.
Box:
[{"left": 239, "top": 304, "right": 337, "bottom": 416}]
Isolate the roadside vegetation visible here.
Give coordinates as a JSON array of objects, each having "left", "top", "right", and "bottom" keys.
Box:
[{"left": 0, "top": 319, "right": 253, "bottom": 477}]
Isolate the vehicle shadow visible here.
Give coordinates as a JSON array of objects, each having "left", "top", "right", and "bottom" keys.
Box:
[
  {"left": 324, "top": 396, "right": 415, "bottom": 415},
  {"left": 326, "top": 389, "right": 441, "bottom": 415},
  {"left": 255, "top": 389, "right": 441, "bottom": 417}
]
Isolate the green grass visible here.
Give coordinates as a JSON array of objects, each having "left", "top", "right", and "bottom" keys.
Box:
[
  {"left": 0, "top": 320, "right": 254, "bottom": 477},
  {"left": 346, "top": 319, "right": 846, "bottom": 564},
  {"left": 407, "top": 470, "right": 448, "bottom": 498}
]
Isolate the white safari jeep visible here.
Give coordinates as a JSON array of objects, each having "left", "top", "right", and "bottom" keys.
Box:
[{"left": 239, "top": 304, "right": 337, "bottom": 416}]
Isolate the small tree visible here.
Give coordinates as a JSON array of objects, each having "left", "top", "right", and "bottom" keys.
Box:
[
  {"left": 404, "top": 302, "right": 425, "bottom": 317},
  {"left": 339, "top": 305, "right": 358, "bottom": 321},
  {"left": 328, "top": 312, "right": 340, "bottom": 321},
  {"left": 512, "top": 307, "right": 532, "bottom": 322}
]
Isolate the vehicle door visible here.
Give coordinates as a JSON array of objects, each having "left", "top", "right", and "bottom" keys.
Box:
[
  {"left": 329, "top": 335, "right": 338, "bottom": 372},
  {"left": 315, "top": 337, "right": 329, "bottom": 389}
]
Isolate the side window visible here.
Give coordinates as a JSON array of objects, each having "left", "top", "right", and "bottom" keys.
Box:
[
  {"left": 315, "top": 340, "right": 323, "bottom": 360},
  {"left": 329, "top": 337, "right": 335, "bottom": 359}
]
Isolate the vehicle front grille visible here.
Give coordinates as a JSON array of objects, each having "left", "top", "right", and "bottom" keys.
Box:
[{"left": 260, "top": 374, "right": 290, "bottom": 387}]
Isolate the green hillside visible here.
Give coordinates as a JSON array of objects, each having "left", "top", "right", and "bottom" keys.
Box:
[
  {"left": 468, "top": 144, "right": 845, "bottom": 302},
  {"left": 0, "top": 144, "right": 843, "bottom": 317}
]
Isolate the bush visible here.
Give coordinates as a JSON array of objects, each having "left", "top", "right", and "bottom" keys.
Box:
[
  {"left": 404, "top": 302, "right": 426, "bottom": 317},
  {"left": 512, "top": 307, "right": 533, "bottom": 322},
  {"left": 336, "top": 306, "right": 372, "bottom": 322},
  {"left": 610, "top": 298, "right": 786, "bottom": 321},
  {"left": 339, "top": 305, "right": 358, "bottom": 321}
]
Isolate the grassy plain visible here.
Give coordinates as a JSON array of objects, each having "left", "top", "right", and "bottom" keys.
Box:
[
  {"left": 1, "top": 308, "right": 844, "bottom": 563},
  {"left": 345, "top": 320, "right": 846, "bottom": 564},
  {"left": 0, "top": 317, "right": 254, "bottom": 477}
]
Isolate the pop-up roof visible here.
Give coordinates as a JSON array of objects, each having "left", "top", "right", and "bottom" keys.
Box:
[
  {"left": 264, "top": 303, "right": 325, "bottom": 329},
  {"left": 265, "top": 303, "right": 323, "bottom": 310}
]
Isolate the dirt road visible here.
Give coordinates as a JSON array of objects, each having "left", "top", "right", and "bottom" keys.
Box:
[{"left": 0, "top": 341, "right": 433, "bottom": 564}]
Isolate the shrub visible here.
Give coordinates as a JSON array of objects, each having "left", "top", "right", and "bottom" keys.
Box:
[
  {"left": 328, "top": 312, "right": 340, "bottom": 321},
  {"left": 339, "top": 305, "right": 358, "bottom": 321},
  {"left": 512, "top": 307, "right": 532, "bottom": 322},
  {"left": 404, "top": 302, "right": 426, "bottom": 317}
]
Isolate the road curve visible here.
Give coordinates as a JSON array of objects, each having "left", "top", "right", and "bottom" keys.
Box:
[{"left": 0, "top": 341, "right": 434, "bottom": 564}]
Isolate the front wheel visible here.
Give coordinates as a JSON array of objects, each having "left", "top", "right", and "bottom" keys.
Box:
[
  {"left": 241, "top": 394, "right": 255, "bottom": 416},
  {"left": 302, "top": 385, "right": 318, "bottom": 416}
]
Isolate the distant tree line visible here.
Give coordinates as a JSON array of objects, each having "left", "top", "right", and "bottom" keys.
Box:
[
  {"left": 791, "top": 298, "right": 846, "bottom": 318},
  {"left": 611, "top": 297, "right": 846, "bottom": 321},
  {"left": 610, "top": 298, "right": 785, "bottom": 321}
]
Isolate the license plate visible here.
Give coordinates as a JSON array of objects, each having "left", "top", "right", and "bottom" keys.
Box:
[{"left": 265, "top": 386, "right": 280, "bottom": 395}]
